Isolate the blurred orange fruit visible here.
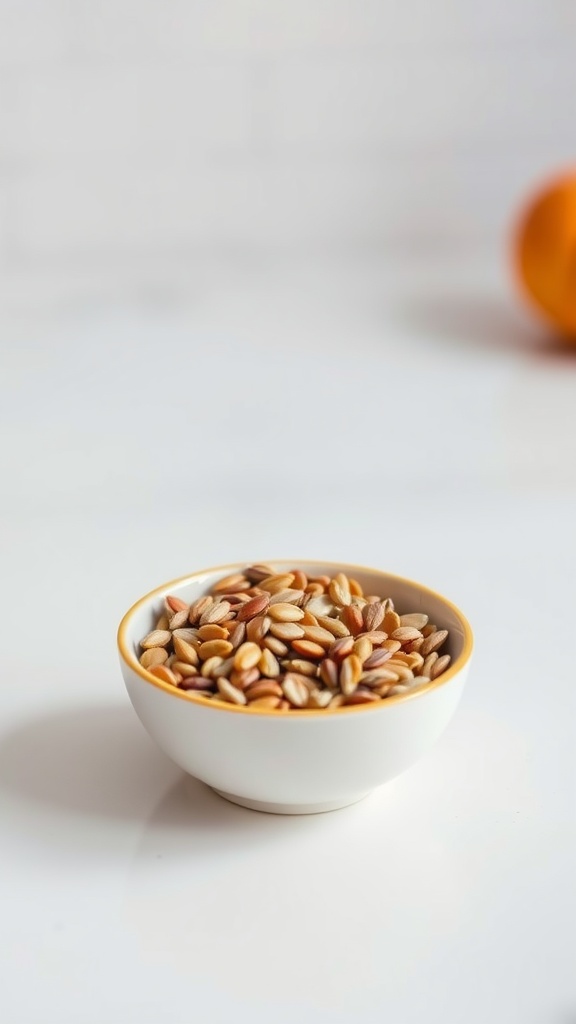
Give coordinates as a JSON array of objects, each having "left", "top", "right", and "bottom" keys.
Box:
[{"left": 514, "top": 170, "right": 576, "bottom": 339}]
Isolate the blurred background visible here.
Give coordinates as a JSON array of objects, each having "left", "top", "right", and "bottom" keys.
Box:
[{"left": 1, "top": 0, "right": 575, "bottom": 312}]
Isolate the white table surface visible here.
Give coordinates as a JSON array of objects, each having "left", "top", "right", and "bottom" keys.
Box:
[{"left": 1, "top": 255, "right": 575, "bottom": 1024}]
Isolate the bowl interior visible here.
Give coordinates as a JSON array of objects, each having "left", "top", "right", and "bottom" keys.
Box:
[{"left": 120, "top": 562, "right": 471, "bottom": 704}]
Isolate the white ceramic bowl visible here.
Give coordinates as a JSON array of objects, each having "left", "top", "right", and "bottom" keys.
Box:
[{"left": 118, "top": 562, "right": 473, "bottom": 814}]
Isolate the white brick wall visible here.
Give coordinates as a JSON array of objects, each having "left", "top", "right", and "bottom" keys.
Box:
[{"left": 1, "top": 0, "right": 575, "bottom": 289}]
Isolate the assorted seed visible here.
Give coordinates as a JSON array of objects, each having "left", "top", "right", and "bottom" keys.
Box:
[{"left": 138, "top": 565, "right": 452, "bottom": 711}]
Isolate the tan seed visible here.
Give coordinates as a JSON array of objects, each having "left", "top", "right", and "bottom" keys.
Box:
[
  {"left": 421, "top": 630, "right": 449, "bottom": 656},
  {"left": 268, "top": 602, "right": 305, "bottom": 622},
  {"left": 263, "top": 635, "right": 289, "bottom": 656},
  {"left": 230, "top": 667, "right": 260, "bottom": 689},
  {"left": 282, "top": 674, "right": 309, "bottom": 708},
  {"left": 383, "top": 611, "right": 401, "bottom": 635},
  {"left": 247, "top": 696, "right": 282, "bottom": 709},
  {"left": 329, "top": 694, "right": 345, "bottom": 708},
  {"left": 301, "top": 624, "right": 335, "bottom": 646},
  {"left": 140, "top": 647, "right": 168, "bottom": 669},
  {"left": 259, "top": 574, "right": 296, "bottom": 594},
  {"left": 291, "top": 639, "right": 326, "bottom": 659},
  {"left": 269, "top": 621, "right": 305, "bottom": 641},
  {"left": 362, "top": 602, "right": 385, "bottom": 632},
  {"left": 300, "top": 609, "right": 319, "bottom": 626},
  {"left": 188, "top": 595, "right": 213, "bottom": 623},
  {"left": 245, "top": 680, "right": 283, "bottom": 700},
  {"left": 431, "top": 654, "right": 451, "bottom": 678},
  {"left": 316, "top": 615, "right": 350, "bottom": 638},
  {"left": 149, "top": 664, "right": 178, "bottom": 685},
  {"left": 259, "top": 648, "right": 281, "bottom": 678},
  {"left": 362, "top": 630, "right": 388, "bottom": 644},
  {"left": 216, "top": 679, "right": 247, "bottom": 705},
  {"left": 422, "top": 652, "right": 439, "bottom": 676},
  {"left": 171, "top": 661, "right": 199, "bottom": 677},
  {"left": 246, "top": 615, "right": 271, "bottom": 642},
  {"left": 228, "top": 621, "right": 247, "bottom": 649},
  {"left": 400, "top": 612, "right": 429, "bottom": 630},
  {"left": 392, "top": 626, "right": 423, "bottom": 643},
  {"left": 172, "top": 627, "right": 200, "bottom": 644},
  {"left": 244, "top": 563, "right": 275, "bottom": 582},
  {"left": 342, "top": 605, "right": 364, "bottom": 636},
  {"left": 405, "top": 652, "right": 425, "bottom": 672},
  {"left": 141, "top": 629, "right": 172, "bottom": 649},
  {"left": 291, "top": 570, "right": 308, "bottom": 590},
  {"left": 385, "top": 662, "right": 414, "bottom": 681},
  {"left": 344, "top": 689, "right": 380, "bottom": 705},
  {"left": 201, "top": 656, "right": 224, "bottom": 678},
  {"left": 389, "top": 684, "right": 409, "bottom": 695},
  {"left": 361, "top": 669, "right": 400, "bottom": 687},
  {"left": 410, "top": 675, "right": 431, "bottom": 688},
  {"left": 233, "top": 641, "right": 262, "bottom": 671},
  {"left": 382, "top": 638, "right": 402, "bottom": 654},
  {"left": 199, "top": 639, "right": 233, "bottom": 660},
  {"left": 268, "top": 589, "right": 304, "bottom": 606},
  {"left": 307, "top": 688, "right": 333, "bottom": 709},
  {"left": 353, "top": 636, "right": 373, "bottom": 664},
  {"left": 329, "top": 636, "right": 355, "bottom": 662},
  {"left": 168, "top": 609, "right": 189, "bottom": 630},
  {"left": 319, "top": 658, "right": 339, "bottom": 689},
  {"left": 287, "top": 658, "right": 319, "bottom": 677},
  {"left": 304, "top": 582, "right": 324, "bottom": 597},
  {"left": 237, "top": 593, "right": 270, "bottom": 621},
  {"left": 329, "top": 579, "right": 351, "bottom": 607},
  {"left": 312, "top": 575, "right": 331, "bottom": 588},
  {"left": 212, "top": 573, "right": 248, "bottom": 593},
  {"left": 173, "top": 636, "right": 200, "bottom": 665},
  {"left": 340, "top": 654, "right": 362, "bottom": 695},
  {"left": 363, "top": 648, "right": 393, "bottom": 670},
  {"left": 405, "top": 638, "right": 424, "bottom": 653},
  {"left": 422, "top": 623, "right": 438, "bottom": 638},
  {"left": 200, "top": 600, "right": 231, "bottom": 625},
  {"left": 348, "top": 577, "right": 364, "bottom": 597},
  {"left": 198, "top": 623, "right": 228, "bottom": 641},
  {"left": 212, "top": 657, "right": 236, "bottom": 678},
  {"left": 155, "top": 613, "right": 170, "bottom": 631},
  {"left": 305, "top": 594, "right": 335, "bottom": 617},
  {"left": 374, "top": 683, "right": 393, "bottom": 697},
  {"left": 166, "top": 595, "right": 189, "bottom": 613}
]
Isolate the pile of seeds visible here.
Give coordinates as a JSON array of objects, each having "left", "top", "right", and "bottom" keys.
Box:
[{"left": 138, "top": 565, "right": 451, "bottom": 710}]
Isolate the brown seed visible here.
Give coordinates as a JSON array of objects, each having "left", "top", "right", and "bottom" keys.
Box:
[
  {"left": 247, "top": 696, "right": 282, "bottom": 709},
  {"left": 363, "top": 648, "right": 393, "bottom": 670},
  {"left": 199, "top": 639, "right": 233, "bottom": 660},
  {"left": 233, "top": 641, "right": 262, "bottom": 671},
  {"left": 245, "top": 680, "right": 283, "bottom": 700},
  {"left": 172, "top": 627, "right": 200, "bottom": 644},
  {"left": 141, "top": 629, "right": 172, "bottom": 649},
  {"left": 216, "top": 679, "right": 247, "bottom": 705},
  {"left": 155, "top": 614, "right": 170, "bottom": 631},
  {"left": 286, "top": 659, "right": 318, "bottom": 677},
  {"left": 291, "top": 570, "right": 308, "bottom": 590},
  {"left": 340, "top": 654, "right": 362, "bottom": 695},
  {"left": 291, "top": 639, "right": 326, "bottom": 659},
  {"left": 353, "top": 636, "right": 373, "bottom": 664},
  {"left": 431, "top": 654, "right": 451, "bottom": 678},
  {"left": 268, "top": 589, "right": 304, "bottom": 606},
  {"left": 348, "top": 577, "right": 364, "bottom": 597},
  {"left": 405, "top": 638, "right": 424, "bottom": 653},
  {"left": 329, "top": 578, "right": 351, "bottom": 607},
  {"left": 319, "top": 658, "right": 339, "bottom": 689},
  {"left": 198, "top": 623, "right": 228, "bottom": 641},
  {"left": 180, "top": 676, "right": 215, "bottom": 692},
  {"left": 188, "top": 595, "right": 213, "bottom": 623},
  {"left": 277, "top": 700, "right": 291, "bottom": 711},
  {"left": 228, "top": 621, "right": 247, "bottom": 649},
  {"left": 421, "top": 629, "right": 449, "bottom": 656},
  {"left": 342, "top": 605, "right": 364, "bottom": 636},
  {"left": 200, "top": 600, "right": 231, "bottom": 625},
  {"left": 244, "top": 563, "right": 275, "bottom": 582},
  {"left": 259, "top": 574, "right": 296, "bottom": 594},
  {"left": 268, "top": 602, "right": 305, "bottom": 622},
  {"left": 173, "top": 636, "right": 200, "bottom": 665},
  {"left": 246, "top": 615, "right": 271, "bottom": 642},
  {"left": 312, "top": 574, "right": 331, "bottom": 587},
  {"left": 282, "top": 674, "right": 309, "bottom": 708},
  {"left": 259, "top": 648, "right": 281, "bottom": 678},
  {"left": 263, "top": 635, "right": 289, "bottom": 656},
  {"left": 422, "top": 623, "right": 437, "bottom": 638},
  {"left": 168, "top": 609, "right": 189, "bottom": 630},
  {"left": 269, "top": 621, "right": 305, "bottom": 641},
  {"left": 212, "top": 573, "right": 249, "bottom": 593},
  {"left": 230, "top": 666, "right": 260, "bottom": 689},
  {"left": 237, "top": 593, "right": 270, "bottom": 621},
  {"left": 400, "top": 612, "right": 429, "bottom": 630},
  {"left": 383, "top": 611, "right": 401, "bottom": 635},
  {"left": 304, "top": 582, "right": 324, "bottom": 597},
  {"left": 316, "top": 615, "right": 350, "bottom": 638},
  {"left": 301, "top": 624, "right": 335, "bottom": 646},
  {"left": 299, "top": 609, "right": 318, "bottom": 627},
  {"left": 329, "top": 636, "right": 355, "bottom": 662},
  {"left": 140, "top": 647, "right": 168, "bottom": 669},
  {"left": 166, "top": 595, "right": 189, "bottom": 613},
  {"left": 362, "top": 602, "right": 385, "bottom": 632},
  {"left": 344, "top": 689, "right": 380, "bottom": 705},
  {"left": 392, "top": 626, "right": 423, "bottom": 643},
  {"left": 149, "top": 664, "right": 179, "bottom": 685},
  {"left": 201, "top": 656, "right": 224, "bottom": 678}
]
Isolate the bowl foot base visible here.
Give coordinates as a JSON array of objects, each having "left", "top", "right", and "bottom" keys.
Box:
[{"left": 211, "top": 788, "right": 372, "bottom": 815}]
